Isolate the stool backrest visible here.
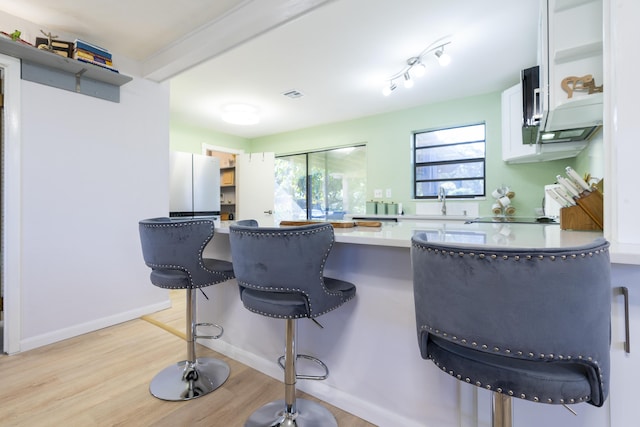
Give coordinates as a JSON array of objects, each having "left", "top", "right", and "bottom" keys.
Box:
[
  {"left": 411, "top": 235, "right": 611, "bottom": 407},
  {"left": 139, "top": 217, "right": 227, "bottom": 288},
  {"left": 229, "top": 222, "right": 344, "bottom": 317}
]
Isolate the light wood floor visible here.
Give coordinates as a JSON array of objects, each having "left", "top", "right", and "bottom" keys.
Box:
[{"left": 0, "top": 290, "right": 375, "bottom": 426}]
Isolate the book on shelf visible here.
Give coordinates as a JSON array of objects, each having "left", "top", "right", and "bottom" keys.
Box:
[
  {"left": 74, "top": 49, "right": 113, "bottom": 66},
  {"left": 76, "top": 58, "right": 119, "bottom": 73},
  {"left": 74, "top": 39, "right": 111, "bottom": 60}
]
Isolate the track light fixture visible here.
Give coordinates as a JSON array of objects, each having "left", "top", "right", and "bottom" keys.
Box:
[
  {"left": 381, "top": 40, "right": 451, "bottom": 96},
  {"left": 382, "top": 81, "right": 398, "bottom": 96},
  {"left": 403, "top": 72, "right": 413, "bottom": 88}
]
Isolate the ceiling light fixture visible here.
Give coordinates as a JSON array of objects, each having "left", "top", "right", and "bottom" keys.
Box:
[
  {"left": 435, "top": 47, "right": 451, "bottom": 66},
  {"left": 381, "top": 40, "right": 452, "bottom": 96},
  {"left": 221, "top": 103, "right": 260, "bottom": 125},
  {"left": 382, "top": 81, "right": 398, "bottom": 96},
  {"left": 403, "top": 72, "right": 414, "bottom": 88}
]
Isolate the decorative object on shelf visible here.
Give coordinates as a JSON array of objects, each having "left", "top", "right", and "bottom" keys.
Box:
[
  {"left": 36, "top": 30, "right": 73, "bottom": 58},
  {"left": 490, "top": 185, "right": 516, "bottom": 217},
  {"left": 382, "top": 38, "right": 452, "bottom": 96},
  {"left": 1, "top": 30, "right": 32, "bottom": 45},
  {"left": 561, "top": 74, "right": 603, "bottom": 99}
]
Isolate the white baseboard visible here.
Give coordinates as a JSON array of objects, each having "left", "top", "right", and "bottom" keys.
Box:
[
  {"left": 204, "top": 340, "right": 425, "bottom": 427},
  {"left": 18, "top": 300, "right": 171, "bottom": 353}
]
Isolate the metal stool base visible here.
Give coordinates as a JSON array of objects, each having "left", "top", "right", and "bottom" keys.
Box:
[
  {"left": 150, "top": 357, "right": 230, "bottom": 401},
  {"left": 244, "top": 399, "right": 337, "bottom": 427}
]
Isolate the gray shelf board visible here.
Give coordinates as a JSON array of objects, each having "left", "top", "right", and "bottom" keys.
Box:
[{"left": 0, "top": 37, "right": 132, "bottom": 86}]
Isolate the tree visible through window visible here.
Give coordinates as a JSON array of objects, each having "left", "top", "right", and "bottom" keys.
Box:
[
  {"left": 274, "top": 146, "right": 367, "bottom": 223},
  {"left": 414, "top": 123, "right": 486, "bottom": 198}
]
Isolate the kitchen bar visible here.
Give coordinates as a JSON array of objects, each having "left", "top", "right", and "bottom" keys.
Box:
[{"left": 198, "top": 220, "right": 609, "bottom": 427}]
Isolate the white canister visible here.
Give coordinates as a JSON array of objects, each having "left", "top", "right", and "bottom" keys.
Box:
[{"left": 498, "top": 196, "right": 511, "bottom": 207}]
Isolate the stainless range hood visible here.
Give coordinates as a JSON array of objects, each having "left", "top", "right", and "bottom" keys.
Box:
[{"left": 537, "top": 93, "right": 603, "bottom": 142}]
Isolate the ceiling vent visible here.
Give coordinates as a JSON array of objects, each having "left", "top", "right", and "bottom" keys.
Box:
[{"left": 282, "top": 89, "right": 304, "bottom": 99}]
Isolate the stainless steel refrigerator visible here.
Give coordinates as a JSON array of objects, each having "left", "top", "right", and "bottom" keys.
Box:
[{"left": 169, "top": 152, "right": 220, "bottom": 222}]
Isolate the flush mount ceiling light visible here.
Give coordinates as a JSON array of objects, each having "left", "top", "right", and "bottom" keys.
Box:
[
  {"left": 221, "top": 103, "right": 260, "bottom": 125},
  {"left": 382, "top": 40, "right": 452, "bottom": 96}
]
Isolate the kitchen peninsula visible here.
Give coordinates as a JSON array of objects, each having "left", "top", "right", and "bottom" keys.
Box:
[{"left": 199, "top": 220, "right": 613, "bottom": 427}]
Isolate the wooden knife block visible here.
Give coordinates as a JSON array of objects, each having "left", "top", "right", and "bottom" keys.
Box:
[{"left": 560, "top": 189, "right": 603, "bottom": 231}]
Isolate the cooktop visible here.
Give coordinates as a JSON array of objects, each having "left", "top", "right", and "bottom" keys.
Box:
[{"left": 466, "top": 216, "right": 559, "bottom": 225}]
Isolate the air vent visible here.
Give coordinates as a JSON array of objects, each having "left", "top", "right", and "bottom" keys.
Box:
[{"left": 282, "top": 89, "right": 304, "bottom": 99}]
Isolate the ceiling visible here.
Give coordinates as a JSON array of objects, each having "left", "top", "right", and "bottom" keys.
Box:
[{"left": 0, "top": 0, "right": 539, "bottom": 139}]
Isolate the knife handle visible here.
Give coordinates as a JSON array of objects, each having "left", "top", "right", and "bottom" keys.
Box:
[
  {"left": 557, "top": 175, "right": 581, "bottom": 198},
  {"left": 545, "top": 188, "right": 569, "bottom": 208},
  {"left": 565, "top": 167, "right": 591, "bottom": 192},
  {"left": 554, "top": 185, "right": 577, "bottom": 206}
]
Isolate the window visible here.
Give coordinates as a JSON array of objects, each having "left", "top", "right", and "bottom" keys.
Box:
[
  {"left": 274, "top": 145, "right": 367, "bottom": 223},
  {"left": 413, "top": 123, "right": 486, "bottom": 198}
]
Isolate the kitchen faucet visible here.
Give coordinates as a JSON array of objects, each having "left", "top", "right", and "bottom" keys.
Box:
[{"left": 438, "top": 187, "right": 447, "bottom": 215}]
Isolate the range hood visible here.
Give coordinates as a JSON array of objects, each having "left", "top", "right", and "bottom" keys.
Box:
[{"left": 521, "top": 66, "right": 602, "bottom": 148}]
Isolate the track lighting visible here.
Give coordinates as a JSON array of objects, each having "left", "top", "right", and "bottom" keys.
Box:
[
  {"left": 382, "top": 81, "right": 397, "bottom": 96},
  {"left": 381, "top": 40, "right": 451, "bottom": 96},
  {"left": 403, "top": 72, "right": 413, "bottom": 88},
  {"left": 435, "top": 47, "right": 451, "bottom": 66},
  {"left": 412, "top": 61, "right": 426, "bottom": 77}
]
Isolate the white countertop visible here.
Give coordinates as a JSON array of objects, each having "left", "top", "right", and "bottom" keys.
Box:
[{"left": 218, "top": 220, "right": 604, "bottom": 250}]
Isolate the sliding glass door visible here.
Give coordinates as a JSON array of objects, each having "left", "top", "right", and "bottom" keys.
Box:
[{"left": 274, "top": 145, "right": 366, "bottom": 223}]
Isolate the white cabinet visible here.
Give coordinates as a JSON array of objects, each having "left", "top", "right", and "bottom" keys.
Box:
[
  {"left": 610, "top": 264, "right": 639, "bottom": 427},
  {"left": 540, "top": 0, "right": 603, "bottom": 132},
  {"left": 502, "top": 83, "right": 537, "bottom": 163}
]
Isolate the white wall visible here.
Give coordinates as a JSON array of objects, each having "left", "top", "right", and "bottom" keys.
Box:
[
  {"left": 1, "top": 11, "right": 172, "bottom": 351},
  {"left": 16, "top": 76, "right": 171, "bottom": 350}
]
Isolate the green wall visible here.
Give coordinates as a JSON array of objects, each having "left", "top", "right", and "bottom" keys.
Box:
[
  {"left": 170, "top": 90, "right": 587, "bottom": 217},
  {"left": 170, "top": 119, "right": 250, "bottom": 154}
]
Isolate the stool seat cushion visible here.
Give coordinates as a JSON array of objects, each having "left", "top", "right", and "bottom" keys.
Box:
[
  {"left": 204, "top": 258, "right": 234, "bottom": 275},
  {"left": 240, "top": 277, "right": 356, "bottom": 318},
  {"left": 428, "top": 335, "right": 593, "bottom": 405}
]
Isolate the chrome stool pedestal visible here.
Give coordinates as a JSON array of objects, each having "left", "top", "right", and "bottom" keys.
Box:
[
  {"left": 149, "top": 287, "right": 230, "bottom": 401},
  {"left": 245, "top": 319, "right": 336, "bottom": 427}
]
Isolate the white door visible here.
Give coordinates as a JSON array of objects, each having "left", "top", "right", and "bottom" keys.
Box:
[{"left": 236, "top": 152, "right": 275, "bottom": 226}]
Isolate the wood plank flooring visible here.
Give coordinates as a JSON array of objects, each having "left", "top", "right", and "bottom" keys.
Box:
[{"left": 0, "top": 291, "right": 375, "bottom": 426}]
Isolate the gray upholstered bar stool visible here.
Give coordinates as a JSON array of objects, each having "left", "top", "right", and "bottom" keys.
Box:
[
  {"left": 138, "top": 217, "right": 234, "bottom": 401},
  {"left": 229, "top": 221, "right": 356, "bottom": 427},
  {"left": 411, "top": 235, "right": 611, "bottom": 427}
]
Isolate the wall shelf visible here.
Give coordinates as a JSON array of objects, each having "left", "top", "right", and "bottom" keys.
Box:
[{"left": 0, "top": 36, "right": 132, "bottom": 102}]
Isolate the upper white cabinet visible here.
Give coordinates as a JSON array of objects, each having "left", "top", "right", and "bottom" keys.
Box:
[
  {"left": 540, "top": 0, "right": 603, "bottom": 130},
  {"left": 502, "top": 84, "right": 537, "bottom": 162}
]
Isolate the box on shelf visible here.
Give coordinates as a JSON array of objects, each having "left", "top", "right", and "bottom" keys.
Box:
[
  {"left": 221, "top": 169, "right": 235, "bottom": 186},
  {"left": 35, "top": 37, "right": 73, "bottom": 58}
]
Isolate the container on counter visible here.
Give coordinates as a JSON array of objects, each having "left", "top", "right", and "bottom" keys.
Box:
[{"left": 386, "top": 202, "right": 398, "bottom": 215}]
